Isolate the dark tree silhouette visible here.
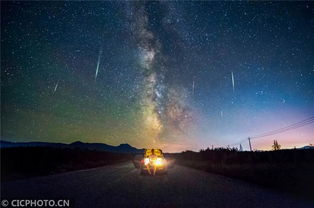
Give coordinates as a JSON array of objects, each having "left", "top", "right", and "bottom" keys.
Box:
[{"left": 272, "top": 140, "right": 281, "bottom": 150}]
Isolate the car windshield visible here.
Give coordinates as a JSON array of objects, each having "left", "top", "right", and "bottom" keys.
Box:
[{"left": 145, "top": 149, "right": 163, "bottom": 157}]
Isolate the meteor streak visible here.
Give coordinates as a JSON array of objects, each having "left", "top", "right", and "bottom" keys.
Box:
[
  {"left": 53, "top": 81, "right": 59, "bottom": 95},
  {"left": 192, "top": 79, "right": 195, "bottom": 95},
  {"left": 231, "top": 71, "right": 235, "bottom": 92},
  {"left": 95, "top": 47, "right": 103, "bottom": 81}
]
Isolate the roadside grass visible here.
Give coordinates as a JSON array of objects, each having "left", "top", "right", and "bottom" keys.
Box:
[
  {"left": 1, "top": 147, "right": 133, "bottom": 181},
  {"left": 173, "top": 149, "right": 314, "bottom": 201}
]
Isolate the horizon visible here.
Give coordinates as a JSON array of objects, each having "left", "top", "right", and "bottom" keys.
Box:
[
  {"left": 1, "top": 137, "right": 313, "bottom": 153},
  {"left": 1, "top": 1, "right": 314, "bottom": 152}
]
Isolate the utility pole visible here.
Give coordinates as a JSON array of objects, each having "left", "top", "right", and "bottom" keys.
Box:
[{"left": 248, "top": 137, "right": 252, "bottom": 151}]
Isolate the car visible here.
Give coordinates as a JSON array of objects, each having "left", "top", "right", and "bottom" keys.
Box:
[{"left": 140, "top": 149, "right": 167, "bottom": 175}]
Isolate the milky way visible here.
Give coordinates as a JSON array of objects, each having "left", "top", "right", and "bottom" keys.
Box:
[
  {"left": 1, "top": 1, "right": 314, "bottom": 151},
  {"left": 128, "top": 2, "right": 196, "bottom": 149}
]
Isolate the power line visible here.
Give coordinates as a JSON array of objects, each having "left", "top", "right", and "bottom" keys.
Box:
[
  {"left": 251, "top": 116, "right": 314, "bottom": 139},
  {"left": 226, "top": 116, "right": 314, "bottom": 150}
]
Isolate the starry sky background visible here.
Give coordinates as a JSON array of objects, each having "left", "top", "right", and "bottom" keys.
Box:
[{"left": 1, "top": 1, "right": 314, "bottom": 152}]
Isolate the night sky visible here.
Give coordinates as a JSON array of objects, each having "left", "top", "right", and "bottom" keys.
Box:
[{"left": 1, "top": 1, "right": 314, "bottom": 152}]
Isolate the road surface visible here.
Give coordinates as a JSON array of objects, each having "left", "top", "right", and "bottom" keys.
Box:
[{"left": 2, "top": 162, "right": 313, "bottom": 208}]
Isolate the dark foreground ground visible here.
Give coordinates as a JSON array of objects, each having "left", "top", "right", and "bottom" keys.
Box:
[
  {"left": 172, "top": 149, "right": 314, "bottom": 201},
  {"left": 2, "top": 161, "right": 314, "bottom": 208},
  {"left": 1, "top": 147, "right": 132, "bottom": 181}
]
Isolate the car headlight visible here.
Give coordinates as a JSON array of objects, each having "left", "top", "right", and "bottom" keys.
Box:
[
  {"left": 155, "top": 158, "right": 163, "bottom": 166},
  {"left": 144, "top": 158, "right": 150, "bottom": 165}
]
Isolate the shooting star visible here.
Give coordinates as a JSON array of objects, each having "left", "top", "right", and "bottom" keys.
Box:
[
  {"left": 249, "top": 15, "right": 257, "bottom": 23},
  {"left": 53, "top": 81, "right": 59, "bottom": 95},
  {"left": 220, "top": 110, "right": 223, "bottom": 118},
  {"left": 95, "top": 47, "right": 103, "bottom": 81},
  {"left": 192, "top": 79, "right": 195, "bottom": 95},
  {"left": 231, "top": 71, "right": 235, "bottom": 92}
]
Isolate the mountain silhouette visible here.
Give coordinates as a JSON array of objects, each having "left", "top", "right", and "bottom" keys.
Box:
[{"left": 0, "top": 140, "right": 144, "bottom": 153}]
